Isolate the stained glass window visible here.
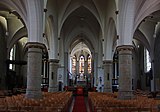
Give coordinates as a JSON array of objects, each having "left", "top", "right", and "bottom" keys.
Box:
[
  {"left": 88, "top": 55, "right": 91, "bottom": 73},
  {"left": 144, "top": 49, "right": 151, "bottom": 72},
  {"left": 9, "top": 44, "right": 16, "bottom": 70}
]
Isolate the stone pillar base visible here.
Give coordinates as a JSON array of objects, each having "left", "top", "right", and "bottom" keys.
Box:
[
  {"left": 48, "top": 86, "right": 58, "bottom": 92},
  {"left": 26, "top": 90, "right": 42, "bottom": 99},
  {"left": 118, "top": 91, "right": 134, "bottom": 100},
  {"left": 104, "top": 87, "right": 112, "bottom": 92}
]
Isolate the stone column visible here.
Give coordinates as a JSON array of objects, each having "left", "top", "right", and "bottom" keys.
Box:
[
  {"left": 25, "top": 42, "right": 45, "bottom": 99},
  {"left": 91, "top": 59, "right": 94, "bottom": 88},
  {"left": 42, "top": 59, "right": 48, "bottom": 84},
  {"left": 43, "top": 60, "right": 46, "bottom": 78},
  {"left": 151, "top": 60, "right": 155, "bottom": 92},
  {"left": 76, "top": 60, "right": 79, "bottom": 75},
  {"left": 103, "top": 60, "right": 113, "bottom": 92},
  {"left": 48, "top": 59, "right": 59, "bottom": 92},
  {"left": 47, "top": 61, "right": 49, "bottom": 78},
  {"left": 84, "top": 60, "right": 88, "bottom": 75},
  {"left": 64, "top": 52, "right": 69, "bottom": 86},
  {"left": 117, "top": 45, "right": 134, "bottom": 100},
  {"left": 94, "top": 53, "right": 98, "bottom": 87}
]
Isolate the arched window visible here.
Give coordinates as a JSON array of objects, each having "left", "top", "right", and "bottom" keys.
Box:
[
  {"left": 88, "top": 55, "right": 91, "bottom": 74},
  {"left": 79, "top": 55, "right": 85, "bottom": 74},
  {"left": 9, "top": 44, "right": 16, "bottom": 70},
  {"left": 144, "top": 48, "right": 151, "bottom": 72}
]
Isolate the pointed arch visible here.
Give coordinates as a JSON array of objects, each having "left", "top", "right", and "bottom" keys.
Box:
[
  {"left": 59, "top": 5, "right": 102, "bottom": 37},
  {"left": 46, "top": 15, "right": 57, "bottom": 59},
  {"left": 134, "top": 29, "right": 151, "bottom": 52},
  {"left": 134, "top": 0, "right": 160, "bottom": 32},
  {"left": 104, "top": 17, "right": 117, "bottom": 60},
  {"left": 7, "top": 27, "right": 27, "bottom": 56}
]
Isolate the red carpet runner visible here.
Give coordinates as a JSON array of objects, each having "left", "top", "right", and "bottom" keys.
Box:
[{"left": 72, "top": 96, "right": 87, "bottom": 112}]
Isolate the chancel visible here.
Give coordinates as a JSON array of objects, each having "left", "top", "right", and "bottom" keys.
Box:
[{"left": 0, "top": 0, "right": 160, "bottom": 112}]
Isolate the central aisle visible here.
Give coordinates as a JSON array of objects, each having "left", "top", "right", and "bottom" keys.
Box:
[{"left": 72, "top": 96, "right": 87, "bottom": 112}]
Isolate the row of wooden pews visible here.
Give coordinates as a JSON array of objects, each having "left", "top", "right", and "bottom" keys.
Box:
[
  {"left": 88, "top": 92, "right": 160, "bottom": 112},
  {"left": 0, "top": 92, "right": 72, "bottom": 112}
]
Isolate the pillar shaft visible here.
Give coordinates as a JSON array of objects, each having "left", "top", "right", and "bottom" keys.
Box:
[
  {"left": 43, "top": 60, "right": 46, "bottom": 78},
  {"left": 64, "top": 52, "right": 69, "bottom": 86},
  {"left": 76, "top": 60, "right": 79, "bottom": 75},
  {"left": 114, "top": 60, "right": 118, "bottom": 79},
  {"left": 117, "top": 45, "right": 134, "bottom": 100},
  {"left": 103, "top": 60, "right": 113, "bottom": 92},
  {"left": 84, "top": 60, "right": 88, "bottom": 75},
  {"left": 91, "top": 59, "right": 94, "bottom": 88},
  {"left": 94, "top": 53, "right": 98, "bottom": 86},
  {"left": 48, "top": 59, "right": 59, "bottom": 92},
  {"left": 25, "top": 42, "right": 45, "bottom": 99}
]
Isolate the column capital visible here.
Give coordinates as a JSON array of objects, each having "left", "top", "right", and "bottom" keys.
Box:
[
  {"left": 103, "top": 60, "right": 113, "bottom": 65},
  {"left": 116, "top": 45, "right": 134, "bottom": 52},
  {"left": 25, "top": 42, "right": 46, "bottom": 52},
  {"left": 49, "top": 59, "right": 59, "bottom": 63}
]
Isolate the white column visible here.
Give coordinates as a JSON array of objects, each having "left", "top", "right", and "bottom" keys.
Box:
[
  {"left": 25, "top": 42, "right": 45, "bottom": 99},
  {"left": 48, "top": 59, "right": 59, "bottom": 92}
]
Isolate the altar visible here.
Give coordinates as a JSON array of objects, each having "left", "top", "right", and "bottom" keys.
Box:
[
  {"left": 76, "top": 73, "right": 87, "bottom": 87},
  {"left": 77, "top": 81, "right": 86, "bottom": 87},
  {"left": 77, "top": 73, "right": 86, "bottom": 81}
]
